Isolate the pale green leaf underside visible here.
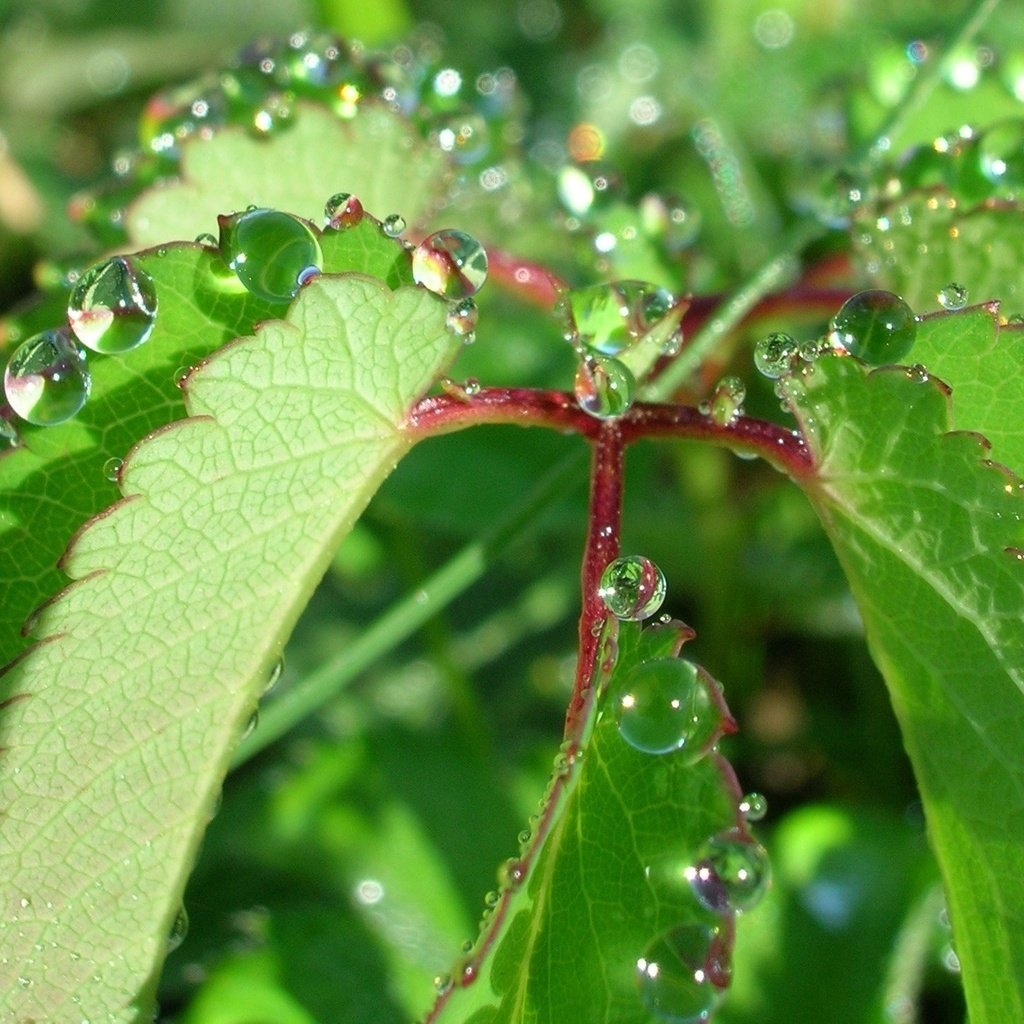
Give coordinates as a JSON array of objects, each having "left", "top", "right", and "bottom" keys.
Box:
[
  {"left": 128, "top": 103, "right": 450, "bottom": 247},
  {"left": 436, "top": 622, "right": 742, "bottom": 1024},
  {"left": 0, "top": 275, "right": 458, "bottom": 1021},
  {"left": 784, "top": 356, "right": 1024, "bottom": 1024}
]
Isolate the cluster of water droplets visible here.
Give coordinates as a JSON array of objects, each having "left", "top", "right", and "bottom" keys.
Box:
[
  {"left": 72, "top": 31, "right": 525, "bottom": 249},
  {"left": 556, "top": 279, "right": 683, "bottom": 421}
]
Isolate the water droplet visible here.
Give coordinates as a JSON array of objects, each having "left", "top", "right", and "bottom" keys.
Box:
[
  {"left": 324, "top": 192, "right": 364, "bottom": 230},
  {"left": 938, "top": 282, "right": 968, "bottom": 310},
  {"left": 687, "top": 828, "right": 771, "bottom": 913},
  {"left": 434, "top": 109, "right": 492, "bottom": 165},
  {"left": 613, "top": 658, "right": 726, "bottom": 760},
  {"left": 434, "top": 972, "right": 454, "bottom": 995},
  {"left": 976, "top": 119, "right": 1024, "bottom": 192},
  {"left": 194, "top": 232, "right": 217, "bottom": 247},
  {"left": 575, "top": 355, "right": 636, "bottom": 420},
  {"left": 4, "top": 328, "right": 91, "bottom": 426},
  {"left": 241, "top": 707, "right": 259, "bottom": 739},
  {"left": 707, "top": 376, "right": 745, "bottom": 426},
  {"left": 412, "top": 229, "right": 489, "bottom": 300},
  {"left": 829, "top": 290, "right": 917, "bottom": 364},
  {"left": 103, "top": 457, "right": 123, "bottom": 483},
  {"left": 739, "top": 792, "right": 767, "bottom": 822},
  {"left": 68, "top": 257, "right": 158, "bottom": 354},
  {"left": 906, "top": 363, "right": 930, "bottom": 383},
  {"left": 557, "top": 162, "right": 621, "bottom": 217},
  {"left": 218, "top": 208, "right": 323, "bottom": 304},
  {"left": 381, "top": 213, "right": 407, "bottom": 238},
  {"left": 167, "top": 906, "right": 188, "bottom": 953},
  {"left": 445, "top": 297, "right": 479, "bottom": 341},
  {"left": 599, "top": 555, "right": 666, "bottom": 620},
  {"left": 557, "top": 281, "right": 675, "bottom": 357},
  {"left": 753, "top": 332, "right": 799, "bottom": 379},
  {"left": 263, "top": 656, "right": 284, "bottom": 696},
  {"left": 636, "top": 924, "right": 731, "bottom": 1024}
]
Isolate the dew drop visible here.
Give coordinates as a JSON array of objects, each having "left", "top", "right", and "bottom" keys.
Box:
[
  {"left": 381, "top": 213, "right": 407, "bottom": 238},
  {"left": 324, "top": 192, "right": 364, "bottom": 230},
  {"left": 753, "top": 332, "right": 799, "bottom": 379},
  {"left": 433, "top": 972, "right": 454, "bottom": 995},
  {"left": 906, "top": 363, "right": 930, "bottom": 383},
  {"left": 557, "top": 280, "right": 675, "bottom": 357},
  {"left": 613, "top": 658, "right": 725, "bottom": 760},
  {"left": 707, "top": 376, "right": 745, "bottom": 426},
  {"left": 167, "top": 906, "right": 189, "bottom": 953},
  {"left": 687, "top": 828, "right": 771, "bottom": 913},
  {"left": 4, "top": 328, "right": 91, "bottom": 426},
  {"left": 194, "top": 232, "right": 217, "bottom": 247},
  {"left": 739, "top": 792, "right": 767, "bottom": 822},
  {"left": 241, "top": 707, "right": 259, "bottom": 739},
  {"left": 599, "top": 555, "right": 666, "bottom": 620},
  {"left": 412, "top": 229, "right": 489, "bottom": 300},
  {"left": 445, "top": 297, "right": 479, "bottom": 341},
  {"left": 636, "top": 923, "right": 731, "bottom": 1024},
  {"left": 103, "top": 457, "right": 123, "bottom": 483},
  {"left": 68, "top": 257, "right": 158, "bottom": 354},
  {"left": 263, "top": 656, "right": 284, "bottom": 696},
  {"left": 829, "top": 290, "right": 917, "bottom": 364},
  {"left": 976, "top": 119, "right": 1024, "bottom": 192},
  {"left": 574, "top": 355, "right": 636, "bottom": 420},
  {"left": 218, "top": 208, "right": 323, "bottom": 304},
  {"left": 938, "top": 282, "right": 968, "bottom": 310}
]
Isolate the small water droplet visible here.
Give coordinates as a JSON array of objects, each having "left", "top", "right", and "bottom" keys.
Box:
[
  {"left": 599, "top": 555, "right": 666, "bottom": 620},
  {"left": 829, "top": 290, "right": 917, "bottom": 364},
  {"left": 218, "top": 208, "right": 323, "bottom": 304},
  {"left": 484, "top": 889, "right": 500, "bottom": 908},
  {"left": 324, "top": 192, "right": 364, "bottom": 230},
  {"left": 103, "top": 457, "right": 123, "bottom": 483},
  {"left": 636, "top": 923, "right": 731, "bottom": 1024},
  {"left": 167, "top": 906, "right": 188, "bottom": 953},
  {"left": 707, "top": 376, "right": 745, "bottom": 426},
  {"left": 557, "top": 280, "right": 675, "bottom": 357},
  {"left": 501, "top": 858, "right": 527, "bottom": 889},
  {"left": 905, "top": 363, "right": 930, "bottom": 383},
  {"left": 739, "top": 792, "right": 767, "bottom": 822},
  {"left": 241, "top": 707, "right": 259, "bottom": 739},
  {"left": 754, "top": 332, "right": 799, "bottom": 379},
  {"left": 433, "top": 972, "right": 454, "bottom": 995},
  {"left": 381, "top": 213, "right": 407, "bottom": 238},
  {"left": 687, "top": 828, "right": 771, "bottom": 913},
  {"left": 976, "top": 119, "right": 1024, "bottom": 192},
  {"left": 445, "top": 297, "right": 479, "bottom": 341},
  {"left": 412, "top": 229, "right": 489, "bottom": 299},
  {"left": 4, "top": 328, "right": 91, "bottom": 426},
  {"left": 938, "top": 282, "right": 968, "bottom": 310},
  {"left": 263, "top": 657, "right": 284, "bottom": 696},
  {"left": 613, "top": 657, "right": 727, "bottom": 760},
  {"left": 574, "top": 355, "right": 636, "bottom": 420},
  {"left": 68, "top": 256, "right": 158, "bottom": 355},
  {"left": 194, "top": 232, "right": 217, "bottom": 247}
]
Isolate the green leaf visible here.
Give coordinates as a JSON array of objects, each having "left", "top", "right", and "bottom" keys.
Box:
[
  {"left": 906, "top": 304, "right": 1024, "bottom": 473},
  {"left": 127, "top": 104, "right": 450, "bottom": 248},
  {"left": 0, "top": 218, "right": 414, "bottom": 669},
  {"left": 854, "top": 191, "right": 1024, "bottom": 313},
  {"left": 0, "top": 274, "right": 459, "bottom": 1022},
  {"left": 783, "top": 354, "right": 1024, "bottom": 1024},
  {"left": 432, "top": 620, "right": 751, "bottom": 1024}
]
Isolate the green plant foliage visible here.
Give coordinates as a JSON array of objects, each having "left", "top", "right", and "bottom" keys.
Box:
[
  {"left": 783, "top": 352, "right": 1024, "bottom": 1023},
  {"left": 0, "top": 274, "right": 459, "bottom": 1021},
  {"left": 128, "top": 104, "right": 449, "bottom": 247}
]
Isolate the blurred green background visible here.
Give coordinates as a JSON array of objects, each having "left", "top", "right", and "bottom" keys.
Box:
[{"left": 4, "top": 0, "right": 1022, "bottom": 1020}]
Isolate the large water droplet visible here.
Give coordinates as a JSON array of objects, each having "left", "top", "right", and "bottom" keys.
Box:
[
  {"left": 938, "top": 282, "right": 968, "bottom": 310},
  {"left": 613, "top": 658, "right": 724, "bottom": 760},
  {"left": 4, "top": 329, "right": 91, "bottom": 426},
  {"left": 707, "top": 376, "right": 745, "bottom": 426},
  {"left": 829, "top": 290, "right": 917, "bottom": 364},
  {"left": 324, "top": 192, "right": 364, "bottom": 230},
  {"left": 599, "top": 555, "right": 666, "bottom": 620},
  {"left": 67, "top": 257, "right": 158, "bottom": 354},
  {"left": 218, "top": 208, "right": 323, "bottom": 304},
  {"left": 753, "top": 332, "right": 799, "bottom": 379},
  {"left": 103, "top": 457, "right": 123, "bottom": 483},
  {"left": 636, "top": 923, "right": 731, "bottom": 1024},
  {"left": 446, "top": 297, "right": 479, "bottom": 341},
  {"left": 412, "top": 229, "right": 489, "bottom": 299},
  {"left": 574, "top": 355, "right": 636, "bottom": 420},
  {"left": 687, "top": 828, "right": 771, "bottom": 913},
  {"left": 557, "top": 281, "right": 675, "bottom": 357},
  {"left": 739, "top": 792, "right": 767, "bottom": 822}
]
